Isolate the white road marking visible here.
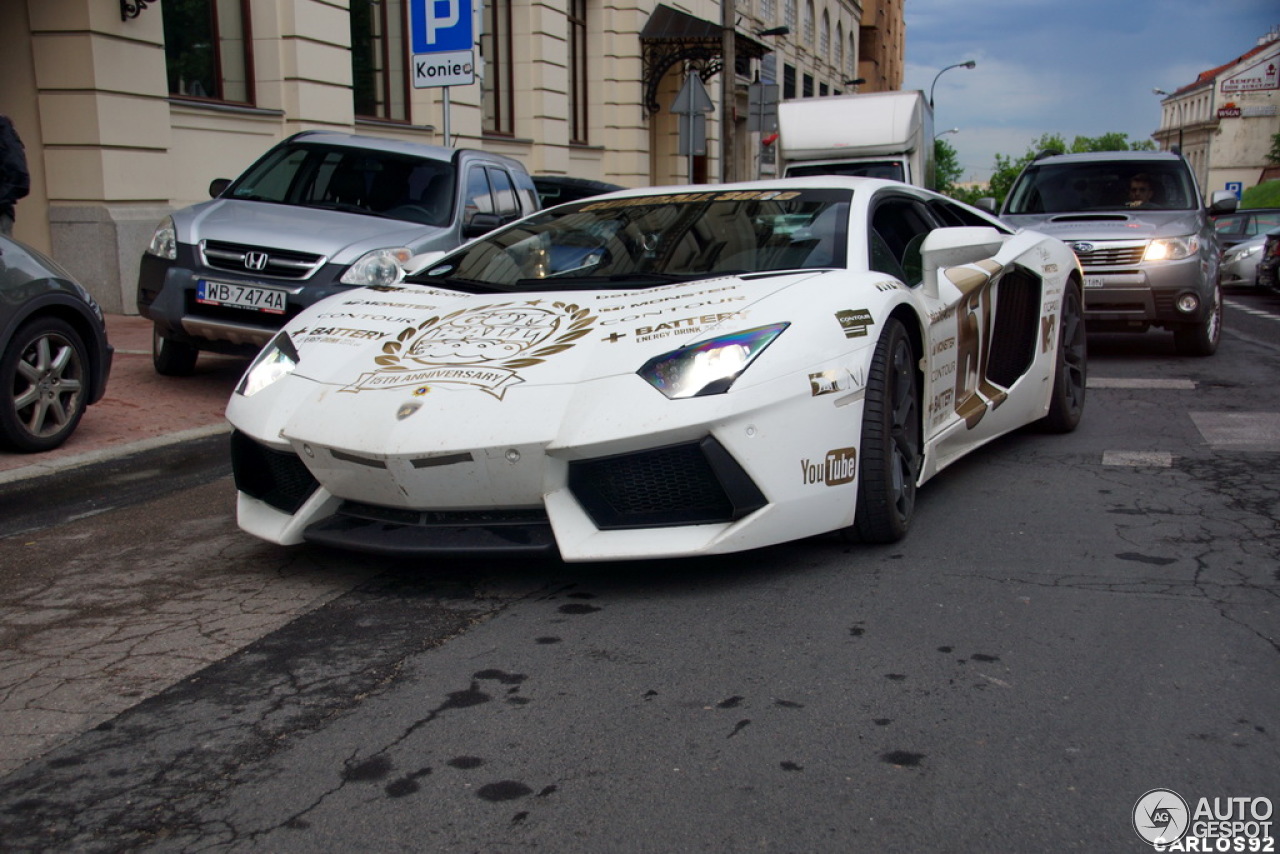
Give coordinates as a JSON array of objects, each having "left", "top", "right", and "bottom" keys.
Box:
[
  {"left": 1102, "top": 451, "right": 1174, "bottom": 467},
  {"left": 1088, "top": 377, "right": 1196, "bottom": 389},
  {"left": 1190, "top": 412, "right": 1280, "bottom": 450}
]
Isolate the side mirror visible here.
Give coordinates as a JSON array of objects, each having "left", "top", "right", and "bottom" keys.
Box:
[
  {"left": 464, "top": 212, "right": 505, "bottom": 238},
  {"left": 920, "top": 226, "right": 1005, "bottom": 298},
  {"left": 209, "top": 178, "right": 232, "bottom": 198},
  {"left": 1208, "top": 190, "right": 1238, "bottom": 215},
  {"left": 974, "top": 197, "right": 998, "bottom": 214}
]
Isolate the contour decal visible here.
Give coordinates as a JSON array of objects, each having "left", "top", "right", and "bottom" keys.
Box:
[
  {"left": 835, "top": 308, "right": 875, "bottom": 339},
  {"left": 341, "top": 301, "right": 596, "bottom": 398}
]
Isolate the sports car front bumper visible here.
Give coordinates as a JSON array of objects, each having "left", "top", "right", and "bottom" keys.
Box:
[{"left": 227, "top": 366, "right": 867, "bottom": 561}]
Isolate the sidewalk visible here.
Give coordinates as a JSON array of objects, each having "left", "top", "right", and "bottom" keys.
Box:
[{"left": 0, "top": 315, "right": 246, "bottom": 485}]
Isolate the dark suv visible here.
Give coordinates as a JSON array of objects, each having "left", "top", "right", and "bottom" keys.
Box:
[
  {"left": 999, "top": 150, "right": 1237, "bottom": 356},
  {"left": 137, "top": 131, "right": 539, "bottom": 375}
]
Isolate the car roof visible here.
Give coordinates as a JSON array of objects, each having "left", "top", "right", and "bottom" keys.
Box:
[
  {"left": 287, "top": 130, "right": 522, "bottom": 168},
  {"left": 584, "top": 175, "right": 920, "bottom": 199},
  {"left": 1028, "top": 150, "right": 1187, "bottom": 166}
]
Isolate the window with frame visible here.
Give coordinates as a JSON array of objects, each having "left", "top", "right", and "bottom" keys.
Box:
[
  {"left": 351, "top": 0, "right": 410, "bottom": 121},
  {"left": 163, "top": 0, "right": 253, "bottom": 104},
  {"left": 482, "top": 0, "right": 515, "bottom": 135},
  {"left": 803, "top": 1, "right": 814, "bottom": 47},
  {"left": 568, "top": 0, "right": 588, "bottom": 144},
  {"left": 759, "top": 0, "right": 775, "bottom": 26}
]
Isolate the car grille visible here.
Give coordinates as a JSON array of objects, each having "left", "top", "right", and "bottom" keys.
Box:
[
  {"left": 568, "top": 437, "right": 767, "bottom": 529},
  {"left": 230, "top": 431, "right": 319, "bottom": 514},
  {"left": 201, "top": 240, "right": 326, "bottom": 280},
  {"left": 1072, "top": 245, "right": 1146, "bottom": 268}
]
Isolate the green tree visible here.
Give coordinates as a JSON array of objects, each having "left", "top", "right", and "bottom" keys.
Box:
[
  {"left": 1266, "top": 132, "right": 1280, "bottom": 165},
  {"left": 934, "top": 137, "right": 964, "bottom": 196}
]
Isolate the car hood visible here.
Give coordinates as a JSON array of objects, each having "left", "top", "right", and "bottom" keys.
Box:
[
  {"left": 231, "top": 270, "right": 842, "bottom": 460},
  {"left": 276, "top": 272, "right": 829, "bottom": 393},
  {"left": 174, "top": 199, "right": 447, "bottom": 261},
  {"left": 1001, "top": 210, "right": 1203, "bottom": 241}
]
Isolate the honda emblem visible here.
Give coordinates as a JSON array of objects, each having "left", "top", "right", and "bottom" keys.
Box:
[{"left": 244, "top": 251, "right": 269, "bottom": 271}]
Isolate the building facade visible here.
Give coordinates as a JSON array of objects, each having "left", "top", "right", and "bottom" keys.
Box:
[
  {"left": 0, "top": 0, "right": 902, "bottom": 314},
  {"left": 1153, "top": 27, "right": 1280, "bottom": 200}
]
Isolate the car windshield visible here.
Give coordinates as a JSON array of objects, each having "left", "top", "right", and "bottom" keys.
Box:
[
  {"left": 1005, "top": 161, "right": 1198, "bottom": 214},
  {"left": 226, "top": 143, "right": 457, "bottom": 227},
  {"left": 408, "top": 188, "right": 851, "bottom": 291}
]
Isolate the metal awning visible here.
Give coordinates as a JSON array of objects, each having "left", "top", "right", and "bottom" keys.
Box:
[{"left": 640, "top": 4, "right": 772, "bottom": 114}]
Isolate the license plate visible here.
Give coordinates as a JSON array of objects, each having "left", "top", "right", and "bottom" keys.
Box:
[
  {"left": 197, "top": 280, "right": 287, "bottom": 314},
  {"left": 1083, "top": 274, "right": 1144, "bottom": 290}
]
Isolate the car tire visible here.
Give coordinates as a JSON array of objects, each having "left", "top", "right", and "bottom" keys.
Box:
[
  {"left": 1036, "top": 281, "right": 1087, "bottom": 433},
  {"left": 153, "top": 326, "right": 199, "bottom": 376},
  {"left": 1173, "top": 282, "right": 1221, "bottom": 357},
  {"left": 845, "top": 317, "right": 921, "bottom": 544},
  {"left": 0, "top": 316, "right": 90, "bottom": 453}
]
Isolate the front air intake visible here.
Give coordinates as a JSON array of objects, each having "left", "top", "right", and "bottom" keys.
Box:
[{"left": 568, "top": 437, "right": 767, "bottom": 530}]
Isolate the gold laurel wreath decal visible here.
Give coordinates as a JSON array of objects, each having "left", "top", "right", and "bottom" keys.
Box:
[{"left": 372, "top": 302, "right": 596, "bottom": 372}]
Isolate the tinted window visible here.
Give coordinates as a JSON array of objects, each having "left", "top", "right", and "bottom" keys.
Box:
[
  {"left": 410, "top": 188, "right": 851, "bottom": 289},
  {"left": 1006, "top": 160, "right": 1197, "bottom": 214},
  {"left": 228, "top": 143, "right": 455, "bottom": 226}
]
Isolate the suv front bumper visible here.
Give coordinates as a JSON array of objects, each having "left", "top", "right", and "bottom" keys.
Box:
[{"left": 137, "top": 246, "right": 354, "bottom": 355}]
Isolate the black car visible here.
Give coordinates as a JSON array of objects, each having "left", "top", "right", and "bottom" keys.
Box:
[
  {"left": 1258, "top": 227, "right": 1280, "bottom": 292},
  {"left": 1, "top": 234, "right": 112, "bottom": 452},
  {"left": 532, "top": 175, "right": 625, "bottom": 208}
]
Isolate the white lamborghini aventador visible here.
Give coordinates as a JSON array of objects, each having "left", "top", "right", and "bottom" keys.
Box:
[{"left": 226, "top": 177, "right": 1087, "bottom": 561}]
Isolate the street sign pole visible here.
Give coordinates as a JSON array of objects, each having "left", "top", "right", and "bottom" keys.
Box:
[{"left": 409, "top": 0, "right": 475, "bottom": 145}]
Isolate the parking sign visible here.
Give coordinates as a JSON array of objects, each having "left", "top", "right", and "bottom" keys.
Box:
[
  {"left": 411, "top": 0, "right": 473, "bottom": 52},
  {"left": 410, "top": 0, "right": 475, "bottom": 88}
]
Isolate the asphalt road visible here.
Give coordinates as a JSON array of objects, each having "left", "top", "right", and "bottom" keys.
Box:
[{"left": 0, "top": 295, "right": 1277, "bottom": 852}]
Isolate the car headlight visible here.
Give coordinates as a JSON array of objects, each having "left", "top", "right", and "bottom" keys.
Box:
[
  {"left": 1226, "top": 244, "right": 1260, "bottom": 262},
  {"left": 146, "top": 216, "right": 177, "bottom": 260},
  {"left": 638, "top": 323, "right": 789, "bottom": 399},
  {"left": 1143, "top": 235, "right": 1200, "bottom": 262},
  {"left": 340, "top": 247, "right": 413, "bottom": 287},
  {"left": 236, "top": 332, "right": 300, "bottom": 397}
]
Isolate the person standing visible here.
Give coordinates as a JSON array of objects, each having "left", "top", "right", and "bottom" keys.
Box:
[{"left": 0, "top": 115, "right": 30, "bottom": 236}]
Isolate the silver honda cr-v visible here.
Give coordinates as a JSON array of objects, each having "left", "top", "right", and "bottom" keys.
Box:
[
  {"left": 998, "top": 150, "right": 1237, "bottom": 356},
  {"left": 137, "top": 131, "right": 539, "bottom": 375}
]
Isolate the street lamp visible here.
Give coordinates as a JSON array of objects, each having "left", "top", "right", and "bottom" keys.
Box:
[
  {"left": 929, "top": 60, "right": 976, "bottom": 107},
  {"left": 939, "top": 128, "right": 960, "bottom": 137}
]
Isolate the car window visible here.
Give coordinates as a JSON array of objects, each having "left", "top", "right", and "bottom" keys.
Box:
[
  {"left": 1249, "top": 212, "right": 1280, "bottom": 235},
  {"left": 513, "top": 169, "right": 540, "bottom": 213},
  {"left": 1214, "top": 214, "right": 1247, "bottom": 237},
  {"left": 869, "top": 197, "right": 934, "bottom": 286},
  {"left": 488, "top": 168, "right": 520, "bottom": 219},
  {"left": 226, "top": 143, "right": 457, "bottom": 227},
  {"left": 464, "top": 165, "right": 494, "bottom": 220},
  {"left": 1006, "top": 160, "right": 1197, "bottom": 214},
  {"left": 410, "top": 188, "right": 851, "bottom": 289}
]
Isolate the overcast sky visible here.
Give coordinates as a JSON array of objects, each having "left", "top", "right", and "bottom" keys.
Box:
[{"left": 903, "top": 0, "right": 1279, "bottom": 184}]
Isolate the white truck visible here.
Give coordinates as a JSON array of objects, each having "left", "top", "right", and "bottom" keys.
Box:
[{"left": 776, "top": 90, "right": 935, "bottom": 189}]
